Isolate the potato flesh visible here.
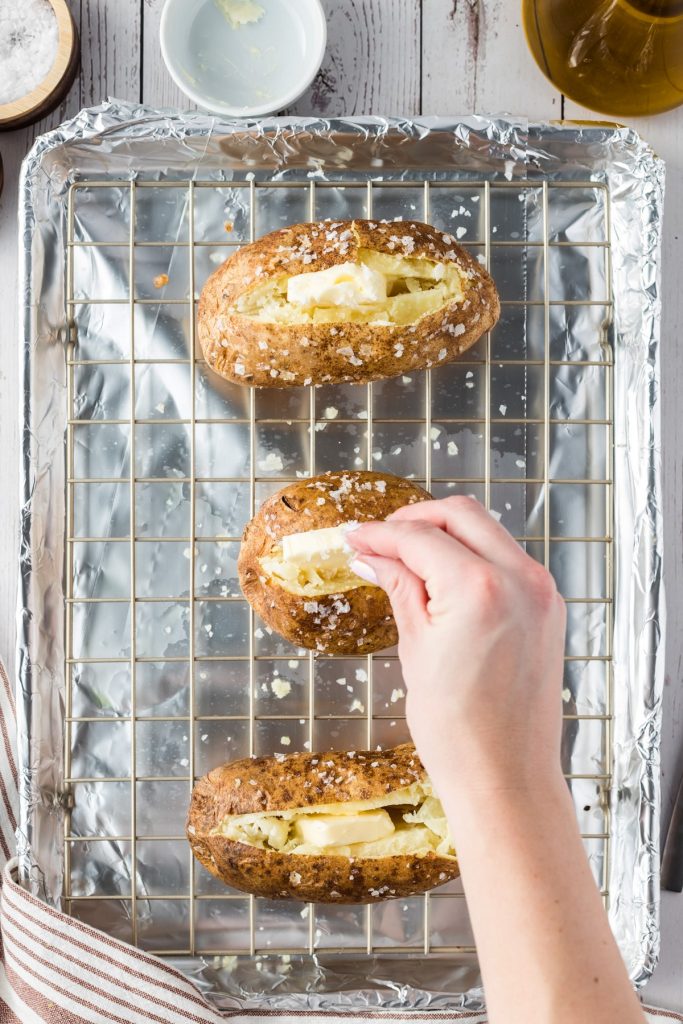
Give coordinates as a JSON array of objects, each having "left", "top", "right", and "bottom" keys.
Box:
[
  {"left": 260, "top": 543, "right": 369, "bottom": 598},
  {"left": 235, "top": 249, "right": 465, "bottom": 326},
  {"left": 215, "top": 783, "right": 456, "bottom": 860}
]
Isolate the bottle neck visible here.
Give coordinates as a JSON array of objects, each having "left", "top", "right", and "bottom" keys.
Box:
[{"left": 623, "top": 0, "right": 683, "bottom": 16}]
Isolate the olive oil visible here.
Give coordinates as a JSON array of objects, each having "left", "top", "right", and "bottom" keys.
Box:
[{"left": 523, "top": 0, "right": 683, "bottom": 116}]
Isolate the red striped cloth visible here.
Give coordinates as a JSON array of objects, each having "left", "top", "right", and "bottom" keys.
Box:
[{"left": 0, "top": 657, "right": 678, "bottom": 1023}]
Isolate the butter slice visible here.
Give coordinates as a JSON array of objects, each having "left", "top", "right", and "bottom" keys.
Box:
[
  {"left": 281, "top": 525, "right": 355, "bottom": 571},
  {"left": 287, "top": 262, "right": 387, "bottom": 308},
  {"left": 294, "top": 809, "right": 395, "bottom": 848}
]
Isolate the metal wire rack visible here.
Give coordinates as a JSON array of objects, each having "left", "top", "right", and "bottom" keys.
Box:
[{"left": 62, "top": 174, "right": 614, "bottom": 958}]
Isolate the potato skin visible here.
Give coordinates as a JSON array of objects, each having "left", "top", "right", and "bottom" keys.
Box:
[
  {"left": 198, "top": 218, "right": 499, "bottom": 388},
  {"left": 187, "top": 744, "right": 459, "bottom": 904},
  {"left": 238, "top": 470, "right": 430, "bottom": 655}
]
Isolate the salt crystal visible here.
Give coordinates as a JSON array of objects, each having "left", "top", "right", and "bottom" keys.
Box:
[
  {"left": 258, "top": 452, "right": 284, "bottom": 472},
  {"left": 271, "top": 678, "right": 291, "bottom": 699}
]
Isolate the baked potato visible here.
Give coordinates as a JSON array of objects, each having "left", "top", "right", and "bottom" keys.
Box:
[
  {"left": 238, "top": 470, "right": 429, "bottom": 655},
  {"left": 187, "top": 743, "right": 458, "bottom": 903},
  {"left": 198, "top": 218, "right": 499, "bottom": 388}
]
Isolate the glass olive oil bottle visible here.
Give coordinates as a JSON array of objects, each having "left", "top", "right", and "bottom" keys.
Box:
[{"left": 523, "top": 0, "right": 683, "bottom": 116}]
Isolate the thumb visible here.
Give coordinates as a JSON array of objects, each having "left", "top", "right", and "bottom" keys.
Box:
[{"left": 349, "top": 554, "right": 428, "bottom": 637}]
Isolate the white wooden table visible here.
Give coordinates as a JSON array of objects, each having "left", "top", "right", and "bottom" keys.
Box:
[{"left": 0, "top": 0, "right": 681, "bottom": 1009}]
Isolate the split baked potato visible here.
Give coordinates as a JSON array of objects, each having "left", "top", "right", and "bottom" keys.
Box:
[
  {"left": 238, "top": 470, "right": 430, "bottom": 655},
  {"left": 198, "top": 218, "right": 499, "bottom": 388},
  {"left": 187, "top": 743, "right": 458, "bottom": 903}
]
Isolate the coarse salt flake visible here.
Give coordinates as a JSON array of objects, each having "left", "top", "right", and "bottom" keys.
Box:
[
  {"left": 271, "top": 678, "right": 291, "bottom": 699},
  {"left": 258, "top": 452, "right": 284, "bottom": 472}
]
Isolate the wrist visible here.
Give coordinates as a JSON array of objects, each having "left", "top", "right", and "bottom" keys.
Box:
[
  {"left": 421, "top": 741, "right": 567, "bottom": 812},
  {"left": 438, "top": 765, "right": 573, "bottom": 844},
  {"left": 416, "top": 733, "right": 563, "bottom": 804}
]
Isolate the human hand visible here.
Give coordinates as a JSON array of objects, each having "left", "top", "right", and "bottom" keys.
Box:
[{"left": 346, "top": 496, "right": 567, "bottom": 804}]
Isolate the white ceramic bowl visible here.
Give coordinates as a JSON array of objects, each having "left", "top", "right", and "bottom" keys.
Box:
[{"left": 160, "top": 0, "right": 326, "bottom": 117}]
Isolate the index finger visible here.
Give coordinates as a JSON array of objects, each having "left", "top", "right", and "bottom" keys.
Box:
[
  {"left": 389, "top": 495, "right": 527, "bottom": 571},
  {"left": 347, "top": 518, "right": 480, "bottom": 599}
]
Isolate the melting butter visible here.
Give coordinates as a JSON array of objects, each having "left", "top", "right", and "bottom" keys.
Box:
[{"left": 287, "top": 262, "right": 387, "bottom": 308}]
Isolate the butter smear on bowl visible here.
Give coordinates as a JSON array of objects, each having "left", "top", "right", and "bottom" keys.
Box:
[{"left": 214, "top": 0, "right": 265, "bottom": 28}]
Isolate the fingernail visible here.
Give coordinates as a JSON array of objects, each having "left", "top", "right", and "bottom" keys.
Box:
[
  {"left": 341, "top": 520, "right": 361, "bottom": 534},
  {"left": 349, "top": 558, "right": 378, "bottom": 585}
]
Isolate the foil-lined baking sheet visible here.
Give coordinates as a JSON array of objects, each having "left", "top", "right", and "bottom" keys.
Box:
[{"left": 17, "top": 103, "right": 664, "bottom": 1013}]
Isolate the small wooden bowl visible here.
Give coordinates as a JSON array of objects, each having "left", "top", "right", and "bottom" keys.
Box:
[{"left": 0, "top": 0, "right": 79, "bottom": 132}]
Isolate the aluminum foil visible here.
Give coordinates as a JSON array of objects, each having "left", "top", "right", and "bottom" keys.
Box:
[{"left": 16, "top": 102, "right": 665, "bottom": 1013}]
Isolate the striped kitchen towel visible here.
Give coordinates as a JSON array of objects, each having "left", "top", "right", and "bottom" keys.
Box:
[{"left": 0, "top": 655, "right": 678, "bottom": 1023}]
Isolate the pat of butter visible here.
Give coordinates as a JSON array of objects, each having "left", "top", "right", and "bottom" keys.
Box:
[
  {"left": 214, "top": 0, "right": 265, "bottom": 28},
  {"left": 294, "top": 809, "right": 395, "bottom": 848},
  {"left": 287, "top": 262, "right": 387, "bottom": 308},
  {"left": 281, "top": 525, "right": 356, "bottom": 570}
]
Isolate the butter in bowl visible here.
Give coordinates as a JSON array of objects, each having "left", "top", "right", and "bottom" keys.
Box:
[{"left": 160, "top": 0, "right": 327, "bottom": 116}]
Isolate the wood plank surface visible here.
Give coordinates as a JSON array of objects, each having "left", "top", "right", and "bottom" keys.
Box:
[
  {"left": 142, "top": 0, "right": 198, "bottom": 110},
  {"left": 291, "top": 0, "right": 422, "bottom": 116},
  {"left": 421, "top": 0, "right": 561, "bottom": 116}
]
